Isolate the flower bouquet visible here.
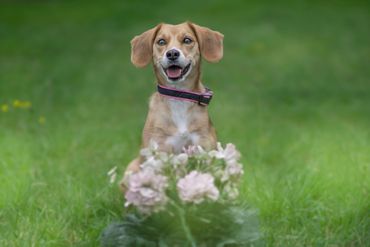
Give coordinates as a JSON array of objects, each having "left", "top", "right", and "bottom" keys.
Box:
[{"left": 101, "top": 142, "right": 261, "bottom": 247}]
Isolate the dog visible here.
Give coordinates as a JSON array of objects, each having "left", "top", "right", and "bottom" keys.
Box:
[{"left": 120, "top": 22, "right": 224, "bottom": 189}]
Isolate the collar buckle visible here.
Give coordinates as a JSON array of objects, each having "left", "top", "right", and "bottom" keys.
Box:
[{"left": 198, "top": 94, "right": 212, "bottom": 106}]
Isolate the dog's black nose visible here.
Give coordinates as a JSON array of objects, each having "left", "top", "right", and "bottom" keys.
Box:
[{"left": 166, "top": 49, "right": 180, "bottom": 61}]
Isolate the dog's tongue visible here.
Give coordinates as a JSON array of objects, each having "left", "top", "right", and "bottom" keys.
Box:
[{"left": 166, "top": 66, "right": 182, "bottom": 78}]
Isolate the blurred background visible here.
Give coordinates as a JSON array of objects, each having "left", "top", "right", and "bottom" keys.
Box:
[{"left": 0, "top": 0, "right": 369, "bottom": 246}]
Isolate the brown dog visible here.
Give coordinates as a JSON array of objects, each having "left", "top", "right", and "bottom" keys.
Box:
[{"left": 121, "top": 22, "right": 224, "bottom": 187}]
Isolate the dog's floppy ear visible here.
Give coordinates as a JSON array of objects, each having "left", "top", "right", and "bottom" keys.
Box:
[
  {"left": 188, "top": 22, "right": 224, "bottom": 63},
  {"left": 131, "top": 24, "right": 161, "bottom": 68}
]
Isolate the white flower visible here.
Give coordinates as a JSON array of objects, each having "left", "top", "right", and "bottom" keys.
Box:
[
  {"left": 157, "top": 151, "right": 170, "bottom": 162},
  {"left": 107, "top": 166, "right": 117, "bottom": 184},
  {"left": 140, "top": 139, "right": 159, "bottom": 159},
  {"left": 209, "top": 142, "right": 241, "bottom": 164},
  {"left": 172, "top": 153, "right": 188, "bottom": 166},
  {"left": 223, "top": 183, "right": 240, "bottom": 200},
  {"left": 140, "top": 156, "right": 164, "bottom": 173},
  {"left": 125, "top": 169, "right": 168, "bottom": 214},
  {"left": 170, "top": 153, "right": 189, "bottom": 177},
  {"left": 177, "top": 171, "right": 219, "bottom": 204}
]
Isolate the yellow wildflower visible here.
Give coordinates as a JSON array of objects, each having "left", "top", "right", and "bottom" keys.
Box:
[
  {"left": 13, "top": 100, "right": 32, "bottom": 109},
  {"left": 22, "top": 101, "right": 32, "bottom": 109},
  {"left": 13, "top": 100, "right": 21, "bottom": 108},
  {"left": 1, "top": 104, "right": 9, "bottom": 112},
  {"left": 38, "top": 116, "right": 46, "bottom": 125}
]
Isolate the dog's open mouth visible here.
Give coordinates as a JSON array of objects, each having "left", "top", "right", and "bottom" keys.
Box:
[{"left": 164, "top": 63, "right": 191, "bottom": 81}]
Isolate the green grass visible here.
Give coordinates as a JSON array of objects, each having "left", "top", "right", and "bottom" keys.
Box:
[{"left": 1, "top": 0, "right": 369, "bottom": 246}]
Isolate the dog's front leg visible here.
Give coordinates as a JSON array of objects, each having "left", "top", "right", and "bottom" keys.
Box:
[{"left": 120, "top": 157, "right": 141, "bottom": 192}]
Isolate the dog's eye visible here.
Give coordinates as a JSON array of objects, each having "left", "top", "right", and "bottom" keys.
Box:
[
  {"left": 183, "top": 37, "right": 193, "bottom": 44},
  {"left": 157, "top": 39, "right": 166, "bottom": 46}
]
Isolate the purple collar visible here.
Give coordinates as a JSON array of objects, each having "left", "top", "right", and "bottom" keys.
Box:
[{"left": 157, "top": 84, "right": 213, "bottom": 106}]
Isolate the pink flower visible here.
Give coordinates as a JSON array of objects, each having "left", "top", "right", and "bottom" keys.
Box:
[
  {"left": 125, "top": 169, "right": 168, "bottom": 214},
  {"left": 221, "top": 161, "right": 244, "bottom": 182},
  {"left": 177, "top": 171, "right": 219, "bottom": 204},
  {"left": 183, "top": 145, "right": 206, "bottom": 157}
]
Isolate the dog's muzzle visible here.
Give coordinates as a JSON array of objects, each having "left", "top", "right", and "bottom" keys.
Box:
[{"left": 161, "top": 49, "right": 191, "bottom": 81}]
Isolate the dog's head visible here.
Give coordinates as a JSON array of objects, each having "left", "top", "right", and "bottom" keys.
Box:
[{"left": 130, "top": 22, "right": 223, "bottom": 86}]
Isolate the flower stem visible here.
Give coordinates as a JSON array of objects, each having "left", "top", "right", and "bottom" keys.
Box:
[{"left": 170, "top": 200, "right": 196, "bottom": 247}]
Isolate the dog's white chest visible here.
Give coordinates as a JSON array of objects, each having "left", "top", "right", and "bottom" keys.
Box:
[{"left": 165, "top": 99, "right": 199, "bottom": 152}]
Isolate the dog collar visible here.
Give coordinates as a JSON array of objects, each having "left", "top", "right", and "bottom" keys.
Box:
[{"left": 157, "top": 84, "right": 213, "bottom": 106}]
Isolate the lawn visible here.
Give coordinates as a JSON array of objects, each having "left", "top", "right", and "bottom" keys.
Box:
[{"left": 0, "top": 0, "right": 369, "bottom": 246}]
